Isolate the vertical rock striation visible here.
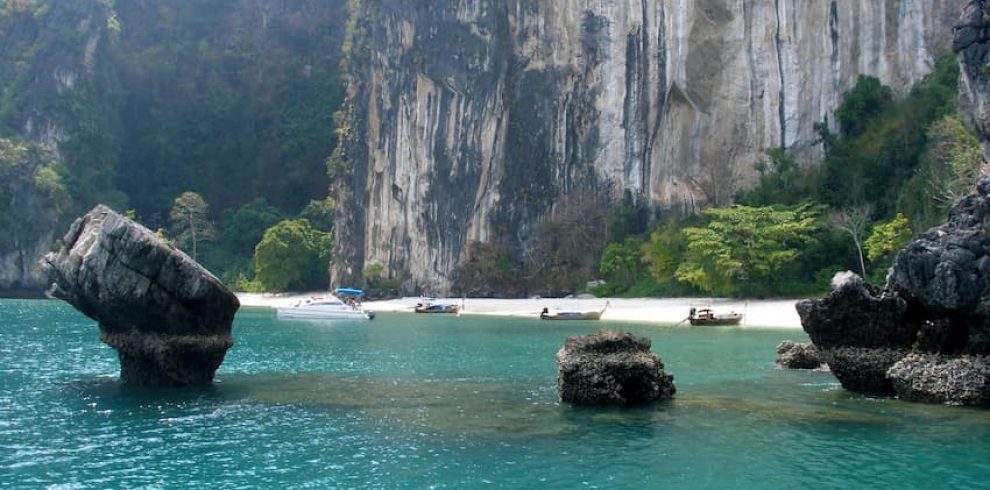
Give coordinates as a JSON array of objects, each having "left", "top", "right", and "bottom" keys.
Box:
[
  {"left": 955, "top": 0, "right": 990, "bottom": 141},
  {"left": 333, "top": 0, "right": 961, "bottom": 293}
]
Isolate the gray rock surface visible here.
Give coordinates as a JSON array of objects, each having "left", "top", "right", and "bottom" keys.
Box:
[
  {"left": 332, "top": 0, "right": 960, "bottom": 293},
  {"left": 41, "top": 205, "right": 239, "bottom": 386},
  {"left": 796, "top": 272, "right": 913, "bottom": 394},
  {"left": 955, "top": 0, "right": 990, "bottom": 141},
  {"left": 556, "top": 329, "right": 674, "bottom": 405},
  {"left": 888, "top": 353, "right": 990, "bottom": 406},
  {"left": 798, "top": 177, "right": 990, "bottom": 406},
  {"left": 775, "top": 340, "right": 823, "bottom": 370}
]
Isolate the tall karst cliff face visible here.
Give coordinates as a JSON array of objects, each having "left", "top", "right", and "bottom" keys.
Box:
[
  {"left": 333, "top": 0, "right": 962, "bottom": 293},
  {"left": 0, "top": 0, "right": 117, "bottom": 293},
  {"left": 955, "top": 0, "right": 990, "bottom": 142}
]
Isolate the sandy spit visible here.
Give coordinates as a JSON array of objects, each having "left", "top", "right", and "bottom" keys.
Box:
[{"left": 236, "top": 293, "right": 804, "bottom": 329}]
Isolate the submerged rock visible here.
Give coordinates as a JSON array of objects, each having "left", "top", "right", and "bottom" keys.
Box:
[
  {"left": 556, "top": 330, "right": 674, "bottom": 405},
  {"left": 775, "top": 341, "right": 823, "bottom": 370},
  {"left": 40, "top": 205, "right": 238, "bottom": 386},
  {"left": 797, "top": 177, "right": 990, "bottom": 407}
]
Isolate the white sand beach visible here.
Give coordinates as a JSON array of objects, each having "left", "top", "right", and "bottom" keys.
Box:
[{"left": 237, "top": 293, "right": 804, "bottom": 329}]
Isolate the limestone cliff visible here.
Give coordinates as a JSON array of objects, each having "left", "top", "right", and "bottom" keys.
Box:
[
  {"left": 955, "top": 0, "right": 990, "bottom": 141},
  {"left": 0, "top": 0, "right": 117, "bottom": 294},
  {"left": 332, "top": 0, "right": 963, "bottom": 293}
]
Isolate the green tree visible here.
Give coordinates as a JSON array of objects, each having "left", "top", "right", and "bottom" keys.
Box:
[
  {"left": 836, "top": 75, "right": 893, "bottom": 138},
  {"left": 362, "top": 261, "right": 385, "bottom": 285},
  {"left": 605, "top": 190, "right": 647, "bottom": 243},
  {"left": 222, "top": 198, "right": 284, "bottom": 256},
  {"left": 169, "top": 191, "right": 215, "bottom": 261},
  {"left": 642, "top": 218, "right": 684, "bottom": 283},
  {"left": 818, "top": 57, "right": 959, "bottom": 217},
  {"left": 865, "top": 213, "right": 912, "bottom": 263},
  {"left": 675, "top": 205, "right": 819, "bottom": 296},
  {"left": 298, "top": 197, "right": 335, "bottom": 232},
  {"left": 738, "top": 148, "right": 804, "bottom": 206},
  {"left": 899, "top": 115, "right": 986, "bottom": 230},
  {"left": 598, "top": 238, "right": 643, "bottom": 294},
  {"left": 253, "top": 218, "right": 330, "bottom": 292}
]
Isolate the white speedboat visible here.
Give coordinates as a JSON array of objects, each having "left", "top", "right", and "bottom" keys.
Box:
[
  {"left": 539, "top": 301, "right": 609, "bottom": 321},
  {"left": 276, "top": 289, "right": 375, "bottom": 320}
]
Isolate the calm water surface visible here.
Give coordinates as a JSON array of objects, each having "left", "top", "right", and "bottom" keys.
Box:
[{"left": 2, "top": 299, "right": 990, "bottom": 489}]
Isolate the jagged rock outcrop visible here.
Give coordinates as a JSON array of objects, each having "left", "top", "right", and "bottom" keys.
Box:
[
  {"left": 775, "top": 340, "right": 823, "bottom": 370},
  {"left": 955, "top": 0, "right": 990, "bottom": 142},
  {"left": 332, "top": 0, "right": 961, "bottom": 293},
  {"left": 798, "top": 177, "right": 990, "bottom": 406},
  {"left": 556, "top": 329, "right": 674, "bottom": 405},
  {"left": 797, "top": 272, "right": 912, "bottom": 394},
  {"left": 41, "top": 205, "right": 239, "bottom": 386}
]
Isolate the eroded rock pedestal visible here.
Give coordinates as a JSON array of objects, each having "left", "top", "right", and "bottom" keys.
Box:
[
  {"left": 797, "top": 178, "right": 990, "bottom": 406},
  {"left": 41, "top": 205, "right": 239, "bottom": 386},
  {"left": 556, "top": 330, "right": 675, "bottom": 405}
]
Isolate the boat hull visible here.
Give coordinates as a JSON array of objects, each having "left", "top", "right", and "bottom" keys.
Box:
[
  {"left": 539, "top": 302, "right": 608, "bottom": 321},
  {"left": 276, "top": 306, "right": 374, "bottom": 320},
  {"left": 414, "top": 305, "right": 460, "bottom": 314},
  {"left": 689, "top": 315, "right": 742, "bottom": 326},
  {"left": 540, "top": 311, "right": 602, "bottom": 320}
]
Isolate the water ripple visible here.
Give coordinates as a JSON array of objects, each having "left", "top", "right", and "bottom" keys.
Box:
[{"left": 2, "top": 301, "right": 990, "bottom": 488}]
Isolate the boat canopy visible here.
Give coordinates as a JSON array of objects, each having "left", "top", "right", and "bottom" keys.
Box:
[{"left": 334, "top": 288, "right": 364, "bottom": 296}]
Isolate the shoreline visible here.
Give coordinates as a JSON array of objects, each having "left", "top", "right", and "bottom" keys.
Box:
[{"left": 237, "top": 293, "right": 804, "bottom": 329}]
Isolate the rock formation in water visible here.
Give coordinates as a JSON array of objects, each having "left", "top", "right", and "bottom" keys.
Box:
[
  {"left": 775, "top": 340, "right": 823, "bottom": 370},
  {"left": 556, "top": 329, "right": 675, "bottom": 405},
  {"left": 41, "top": 205, "right": 239, "bottom": 386},
  {"left": 798, "top": 178, "right": 990, "bottom": 406},
  {"left": 332, "top": 0, "right": 961, "bottom": 292}
]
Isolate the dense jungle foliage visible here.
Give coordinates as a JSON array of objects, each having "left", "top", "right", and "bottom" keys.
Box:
[{"left": 0, "top": 0, "right": 348, "bottom": 290}]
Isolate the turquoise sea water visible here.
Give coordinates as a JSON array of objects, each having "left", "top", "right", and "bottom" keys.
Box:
[{"left": 3, "top": 300, "right": 990, "bottom": 489}]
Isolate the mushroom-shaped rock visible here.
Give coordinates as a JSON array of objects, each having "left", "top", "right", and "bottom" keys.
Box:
[
  {"left": 40, "top": 205, "right": 239, "bottom": 386},
  {"left": 556, "top": 330, "right": 674, "bottom": 405},
  {"left": 775, "top": 340, "right": 823, "bottom": 370}
]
